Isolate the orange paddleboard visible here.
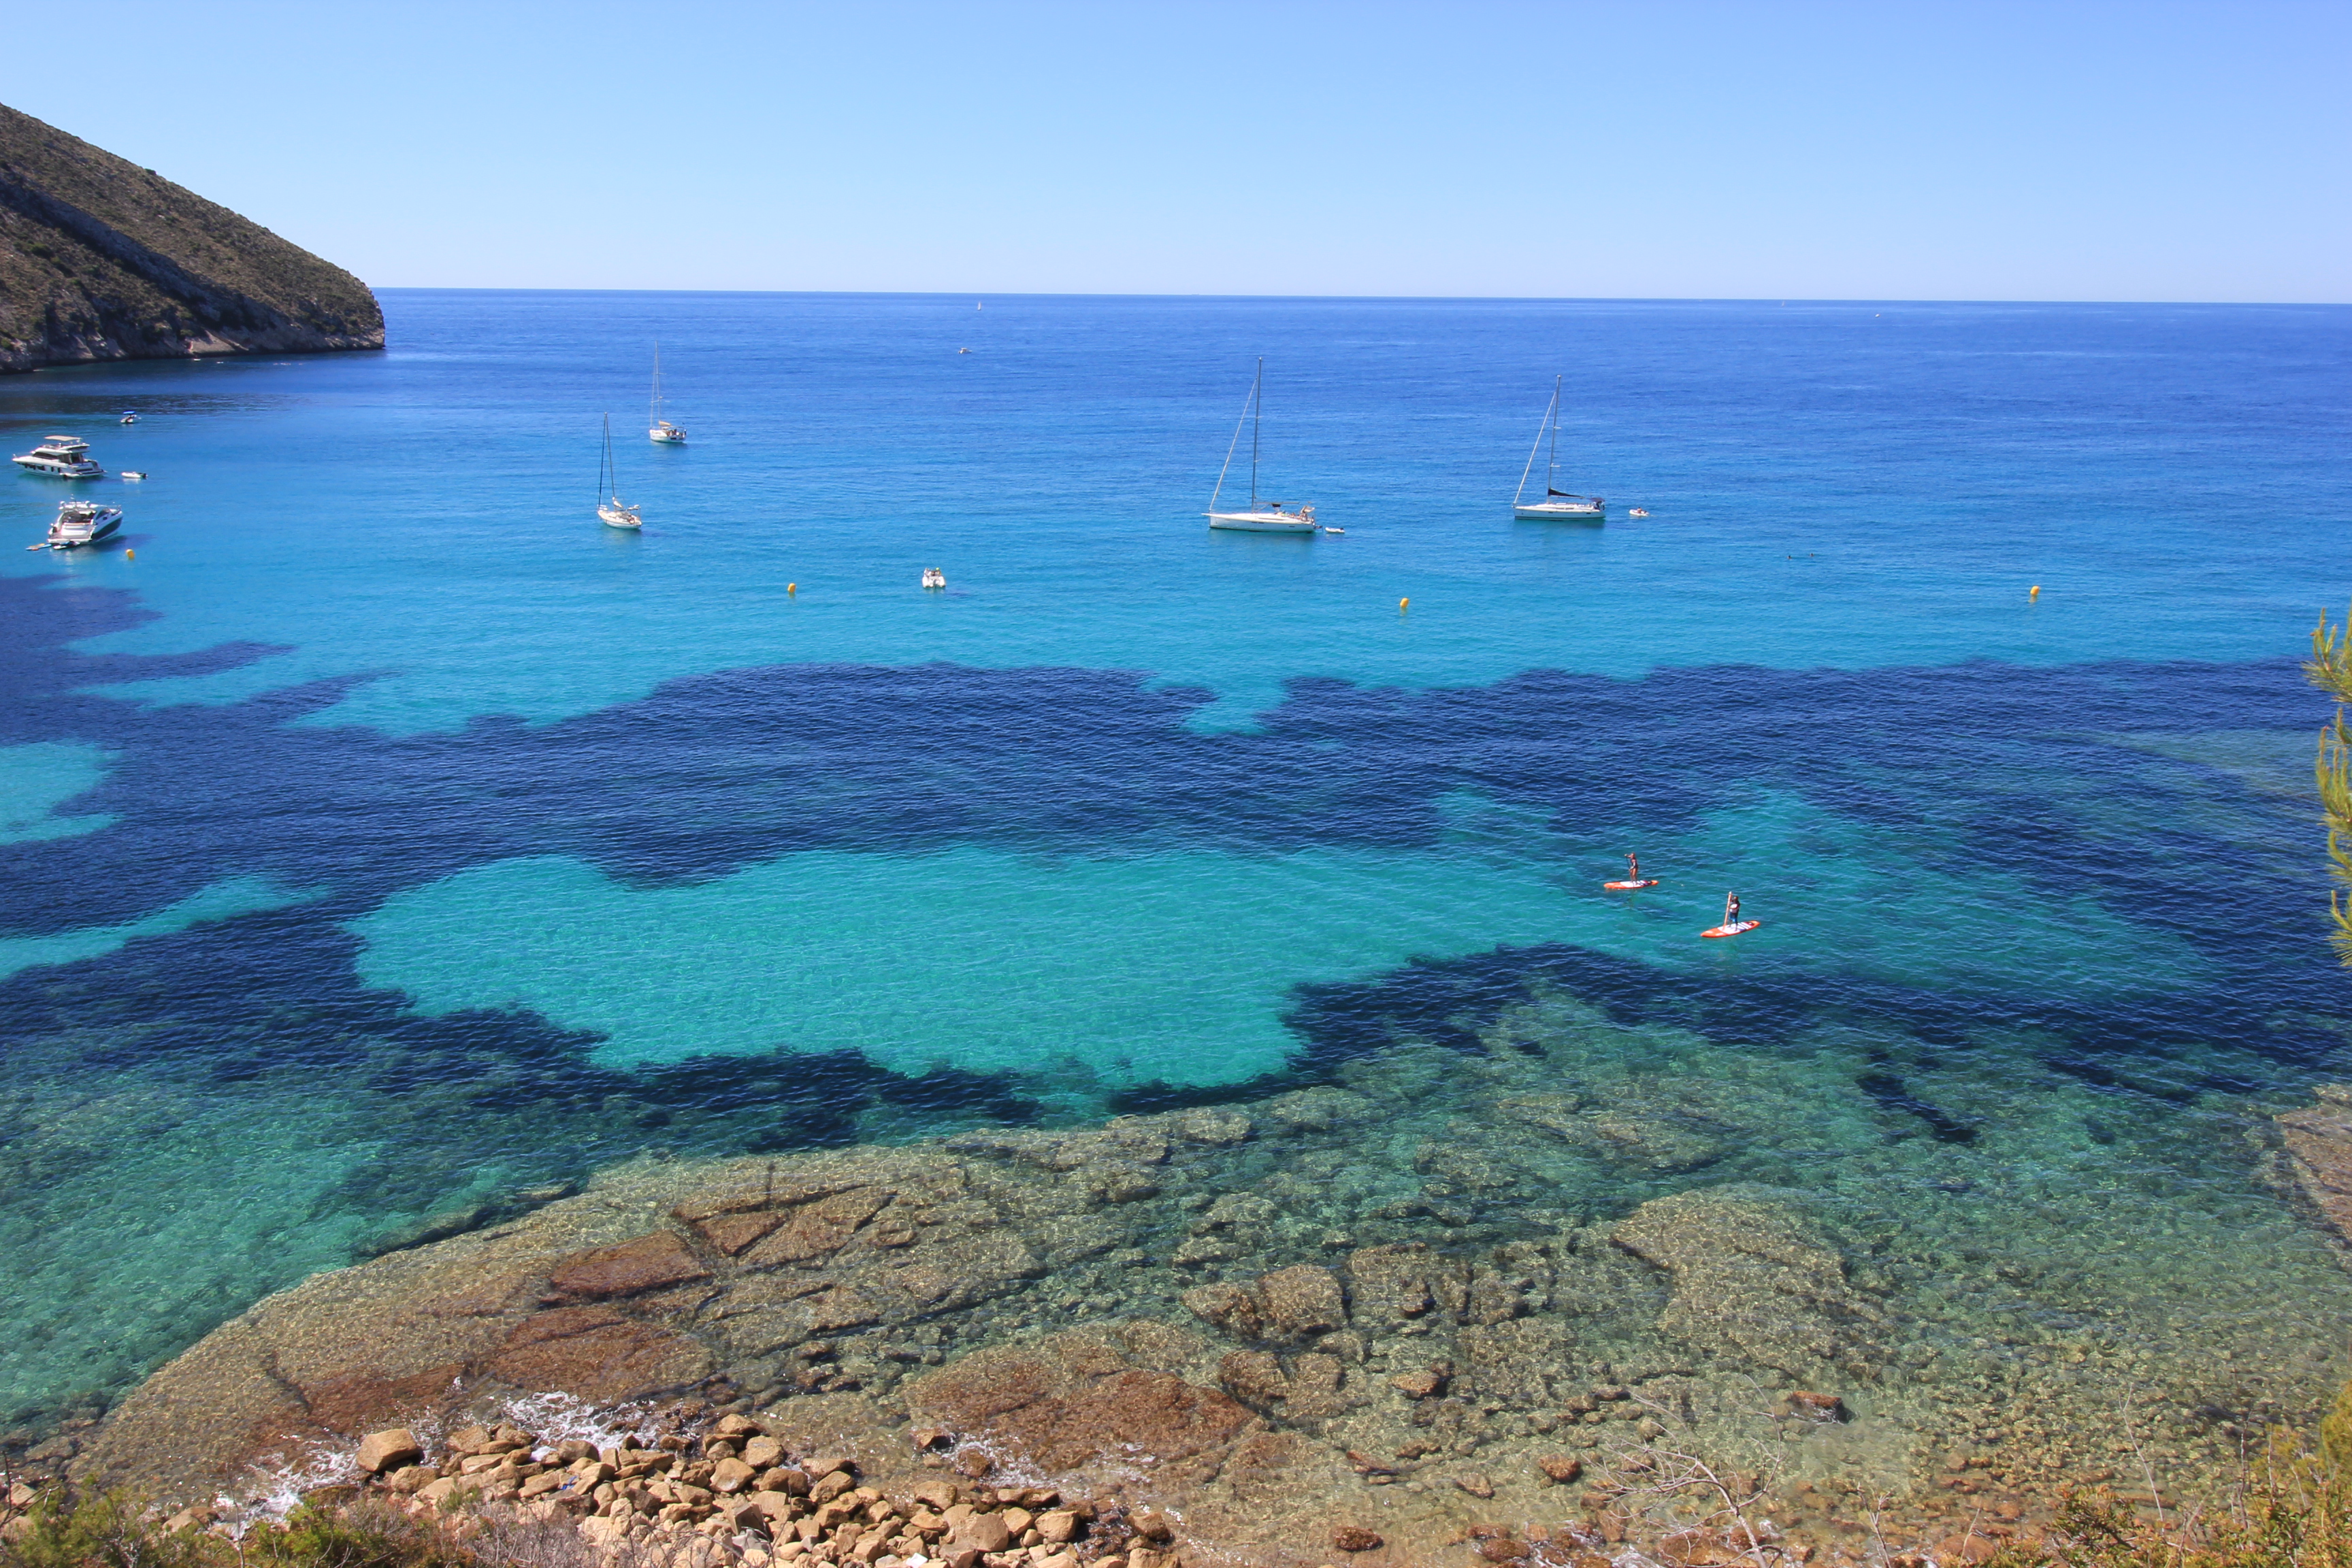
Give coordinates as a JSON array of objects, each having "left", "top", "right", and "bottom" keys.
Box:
[
  {"left": 1603, "top": 879, "right": 1660, "bottom": 890},
  {"left": 1701, "top": 919, "right": 1762, "bottom": 938}
]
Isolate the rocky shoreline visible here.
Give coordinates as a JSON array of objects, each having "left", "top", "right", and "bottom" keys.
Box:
[{"left": 13, "top": 1011, "right": 2352, "bottom": 1568}]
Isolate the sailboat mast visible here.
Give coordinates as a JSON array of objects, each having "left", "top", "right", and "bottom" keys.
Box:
[
  {"left": 651, "top": 342, "right": 662, "bottom": 424},
  {"left": 1250, "top": 357, "right": 1262, "bottom": 509},
  {"left": 1548, "top": 374, "right": 1561, "bottom": 491}
]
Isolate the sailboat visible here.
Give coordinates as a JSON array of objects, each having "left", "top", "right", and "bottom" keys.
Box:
[
  {"left": 1206, "top": 359, "right": 1318, "bottom": 534},
  {"left": 597, "top": 415, "right": 642, "bottom": 529},
  {"left": 1512, "top": 376, "right": 1605, "bottom": 521},
  {"left": 648, "top": 342, "right": 685, "bottom": 444}
]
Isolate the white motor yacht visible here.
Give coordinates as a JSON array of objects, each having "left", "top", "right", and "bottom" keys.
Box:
[
  {"left": 45, "top": 500, "right": 122, "bottom": 549},
  {"left": 921, "top": 568, "right": 947, "bottom": 589},
  {"left": 1206, "top": 359, "right": 1320, "bottom": 534},
  {"left": 13, "top": 436, "right": 104, "bottom": 479}
]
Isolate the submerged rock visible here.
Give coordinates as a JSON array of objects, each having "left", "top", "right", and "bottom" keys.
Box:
[
  {"left": 2279, "top": 1085, "right": 2352, "bottom": 1243},
  {"left": 1612, "top": 1184, "right": 1887, "bottom": 1377}
]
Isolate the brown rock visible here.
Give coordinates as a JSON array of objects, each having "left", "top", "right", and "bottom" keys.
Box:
[
  {"left": 545, "top": 1230, "right": 713, "bottom": 1301},
  {"left": 1454, "top": 1472, "right": 1495, "bottom": 1499},
  {"left": 958, "top": 1513, "right": 1013, "bottom": 1552},
  {"left": 710, "top": 1458, "right": 757, "bottom": 1492},
  {"left": 1130, "top": 1510, "right": 1175, "bottom": 1543},
  {"left": 1538, "top": 1454, "right": 1583, "bottom": 1484},
  {"left": 2281, "top": 1090, "right": 2352, "bottom": 1243},
  {"left": 1218, "top": 1350, "right": 1290, "bottom": 1407},
  {"left": 1390, "top": 1369, "right": 1446, "bottom": 1399},
  {"left": 740, "top": 1435, "right": 785, "bottom": 1469},
  {"left": 810, "top": 1469, "right": 855, "bottom": 1504},
  {"left": 1180, "top": 1279, "right": 1266, "bottom": 1339},
  {"left": 355, "top": 1427, "right": 422, "bottom": 1475},
  {"left": 1331, "top": 1526, "right": 1384, "bottom": 1552},
  {"left": 1036, "top": 1509, "right": 1079, "bottom": 1544},
  {"left": 740, "top": 1188, "right": 895, "bottom": 1267},
  {"left": 1479, "top": 1539, "right": 1531, "bottom": 1563},
  {"left": 1787, "top": 1390, "right": 1848, "bottom": 1421},
  {"left": 1259, "top": 1264, "right": 1348, "bottom": 1337},
  {"left": 485, "top": 1306, "right": 716, "bottom": 1403},
  {"left": 907, "top": 1341, "right": 1252, "bottom": 1481}
]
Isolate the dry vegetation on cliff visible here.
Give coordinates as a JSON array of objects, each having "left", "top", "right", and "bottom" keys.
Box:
[{"left": 0, "top": 101, "right": 381, "bottom": 372}]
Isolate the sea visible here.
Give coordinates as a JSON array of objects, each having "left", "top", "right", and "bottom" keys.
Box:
[{"left": 3, "top": 291, "right": 2350, "bottom": 1447}]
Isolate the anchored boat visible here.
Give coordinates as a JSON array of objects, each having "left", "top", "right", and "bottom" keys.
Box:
[
  {"left": 1512, "top": 377, "right": 1604, "bottom": 521},
  {"left": 648, "top": 342, "right": 685, "bottom": 444},
  {"left": 12, "top": 436, "right": 104, "bottom": 479},
  {"left": 596, "top": 415, "right": 642, "bottom": 529},
  {"left": 45, "top": 499, "right": 122, "bottom": 549},
  {"left": 1206, "top": 359, "right": 1318, "bottom": 534}
]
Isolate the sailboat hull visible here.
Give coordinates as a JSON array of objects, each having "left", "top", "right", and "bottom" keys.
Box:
[
  {"left": 1514, "top": 500, "right": 1605, "bottom": 521},
  {"left": 1208, "top": 511, "right": 1318, "bottom": 534}
]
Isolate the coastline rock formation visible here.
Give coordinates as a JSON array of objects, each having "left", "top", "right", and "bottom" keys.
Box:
[{"left": 0, "top": 100, "right": 381, "bottom": 373}]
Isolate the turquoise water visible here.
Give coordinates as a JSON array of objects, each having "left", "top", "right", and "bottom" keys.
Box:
[{"left": 3, "top": 293, "right": 2351, "bottom": 1439}]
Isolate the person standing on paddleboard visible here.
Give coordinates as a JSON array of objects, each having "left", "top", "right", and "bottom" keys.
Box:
[
  {"left": 1626, "top": 853, "right": 1642, "bottom": 883},
  {"left": 1723, "top": 892, "right": 1740, "bottom": 927}
]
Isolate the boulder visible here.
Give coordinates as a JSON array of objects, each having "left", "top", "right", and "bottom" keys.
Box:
[
  {"left": 354, "top": 1428, "right": 421, "bottom": 1475},
  {"left": 1258, "top": 1264, "right": 1347, "bottom": 1337}
]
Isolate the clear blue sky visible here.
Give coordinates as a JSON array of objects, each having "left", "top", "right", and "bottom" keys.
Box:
[{"left": 16, "top": 1, "right": 2347, "bottom": 301}]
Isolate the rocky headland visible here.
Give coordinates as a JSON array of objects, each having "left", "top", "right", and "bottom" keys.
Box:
[
  {"left": 0, "top": 101, "right": 380, "bottom": 373},
  {"left": 19, "top": 997, "right": 2351, "bottom": 1568}
]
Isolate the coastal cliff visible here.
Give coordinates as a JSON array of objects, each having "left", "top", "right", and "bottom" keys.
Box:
[{"left": 0, "top": 101, "right": 381, "bottom": 373}]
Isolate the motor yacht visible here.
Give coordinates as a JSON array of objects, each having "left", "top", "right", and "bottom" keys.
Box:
[
  {"left": 13, "top": 436, "right": 104, "bottom": 479},
  {"left": 921, "top": 568, "right": 947, "bottom": 589},
  {"left": 45, "top": 500, "right": 122, "bottom": 549}
]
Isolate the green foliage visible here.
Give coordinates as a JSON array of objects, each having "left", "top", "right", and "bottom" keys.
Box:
[
  {"left": 2307, "top": 609, "right": 2352, "bottom": 965},
  {"left": 2, "top": 1490, "right": 213, "bottom": 1568},
  {"left": 0, "top": 1494, "right": 470, "bottom": 1568}
]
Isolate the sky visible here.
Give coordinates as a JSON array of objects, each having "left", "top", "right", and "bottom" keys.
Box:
[{"left": 10, "top": 1, "right": 2349, "bottom": 301}]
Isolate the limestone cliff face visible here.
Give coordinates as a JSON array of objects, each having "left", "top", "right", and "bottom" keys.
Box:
[{"left": 0, "top": 101, "right": 382, "bottom": 373}]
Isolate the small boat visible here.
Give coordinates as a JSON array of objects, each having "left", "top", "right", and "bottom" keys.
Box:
[
  {"left": 121, "top": 470, "right": 148, "bottom": 480},
  {"left": 1206, "top": 359, "right": 1318, "bottom": 534},
  {"left": 648, "top": 342, "right": 685, "bottom": 444},
  {"left": 921, "top": 568, "right": 947, "bottom": 589},
  {"left": 12, "top": 436, "right": 104, "bottom": 479},
  {"left": 46, "top": 499, "right": 122, "bottom": 549},
  {"left": 120, "top": 411, "right": 137, "bottom": 425},
  {"left": 595, "top": 415, "right": 641, "bottom": 529},
  {"left": 1512, "top": 377, "right": 1604, "bottom": 521},
  {"left": 1629, "top": 508, "right": 1649, "bottom": 517},
  {"left": 1322, "top": 526, "right": 1345, "bottom": 534}
]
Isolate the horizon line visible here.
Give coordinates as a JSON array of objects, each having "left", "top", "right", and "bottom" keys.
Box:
[{"left": 366, "top": 287, "right": 2352, "bottom": 309}]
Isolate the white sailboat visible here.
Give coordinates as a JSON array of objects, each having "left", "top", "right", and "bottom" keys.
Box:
[
  {"left": 597, "top": 415, "right": 642, "bottom": 529},
  {"left": 1513, "top": 376, "right": 1605, "bottom": 521},
  {"left": 1206, "top": 359, "right": 1317, "bottom": 534},
  {"left": 648, "top": 342, "right": 685, "bottom": 444}
]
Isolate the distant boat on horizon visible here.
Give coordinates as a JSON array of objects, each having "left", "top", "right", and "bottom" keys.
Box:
[
  {"left": 1513, "top": 376, "right": 1604, "bottom": 521},
  {"left": 1205, "top": 358, "right": 1318, "bottom": 534},
  {"left": 648, "top": 342, "right": 685, "bottom": 444},
  {"left": 597, "top": 414, "right": 641, "bottom": 529}
]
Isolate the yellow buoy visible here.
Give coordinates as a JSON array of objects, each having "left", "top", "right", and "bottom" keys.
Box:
[
  {"left": 125, "top": 549, "right": 134, "bottom": 559},
  {"left": 2029, "top": 585, "right": 2041, "bottom": 600},
  {"left": 787, "top": 583, "right": 797, "bottom": 594},
  {"left": 1399, "top": 597, "right": 1409, "bottom": 612}
]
